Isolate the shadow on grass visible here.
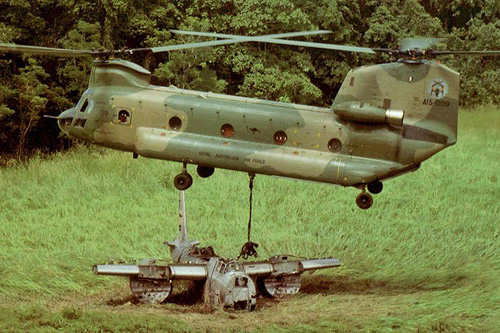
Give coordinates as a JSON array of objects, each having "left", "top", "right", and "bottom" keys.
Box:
[
  {"left": 101, "top": 273, "right": 469, "bottom": 313},
  {"left": 300, "top": 273, "right": 468, "bottom": 296}
]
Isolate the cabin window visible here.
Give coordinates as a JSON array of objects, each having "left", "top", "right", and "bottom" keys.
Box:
[
  {"left": 274, "top": 131, "right": 287, "bottom": 145},
  {"left": 328, "top": 138, "right": 342, "bottom": 152},
  {"left": 118, "top": 110, "right": 131, "bottom": 125},
  {"left": 349, "top": 77, "right": 355, "bottom": 87},
  {"left": 169, "top": 116, "right": 182, "bottom": 130},
  {"left": 220, "top": 123, "right": 234, "bottom": 138},
  {"left": 235, "top": 277, "right": 248, "bottom": 287}
]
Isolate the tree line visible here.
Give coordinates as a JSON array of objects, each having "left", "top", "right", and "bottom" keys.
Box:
[{"left": 0, "top": 0, "right": 499, "bottom": 161}]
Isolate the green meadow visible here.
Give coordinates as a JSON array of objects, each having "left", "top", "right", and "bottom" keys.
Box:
[{"left": 1, "top": 108, "right": 499, "bottom": 332}]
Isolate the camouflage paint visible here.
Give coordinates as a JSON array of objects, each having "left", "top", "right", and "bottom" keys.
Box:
[{"left": 63, "top": 59, "right": 458, "bottom": 188}]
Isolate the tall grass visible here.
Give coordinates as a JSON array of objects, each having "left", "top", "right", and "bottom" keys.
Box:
[{"left": 0, "top": 107, "right": 499, "bottom": 331}]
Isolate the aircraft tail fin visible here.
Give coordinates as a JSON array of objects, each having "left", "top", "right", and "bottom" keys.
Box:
[{"left": 165, "top": 191, "right": 200, "bottom": 262}]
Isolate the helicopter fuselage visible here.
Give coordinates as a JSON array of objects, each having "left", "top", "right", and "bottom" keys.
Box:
[{"left": 59, "top": 58, "right": 458, "bottom": 190}]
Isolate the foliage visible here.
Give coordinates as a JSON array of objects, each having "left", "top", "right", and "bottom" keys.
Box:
[
  {"left": 0, "top": 0, "right": 499, "bottom": 158},
  {"left": 0, "top": 108, "right": 499, "bottom": 331}
]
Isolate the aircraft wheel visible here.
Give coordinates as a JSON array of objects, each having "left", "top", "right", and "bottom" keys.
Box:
[
  {"left": 367, "top": 181, "right": 383, "bottom": 194},
  {"left": 130, "top": 277, "right": 172, "bottom": 304},
  {"left": 197, "top": 165, "right": 215, "bottom": 178},
  {"left": 174, "top": 172, "right": 193, "bottom": 190},
  {"left": 356, "top": 192, "right": 373, "bottom": 210}
]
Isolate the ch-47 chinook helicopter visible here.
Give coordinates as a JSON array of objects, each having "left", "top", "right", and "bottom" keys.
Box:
[{"left": 1, "top": 32, "right": 499, "bottom": 209}]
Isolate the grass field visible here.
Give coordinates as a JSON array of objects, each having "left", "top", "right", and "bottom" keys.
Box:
[{"left": 1, "top": 108, "right": 499, "bottom": 332}]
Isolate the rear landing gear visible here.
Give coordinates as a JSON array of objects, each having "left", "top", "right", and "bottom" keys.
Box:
[
  {"left": 174, "top": 163, "right": 193, "bottom": 190},
  {"left": 356, "top": 190, "right": 373, "bottom": 210},
  {"left": 367, "top": 181, "right": 383, "bottom": 194}
]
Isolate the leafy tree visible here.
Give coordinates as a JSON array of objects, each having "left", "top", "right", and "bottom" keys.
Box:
[
  {"left": 0, "top": 23, "right": 16, "bottom": 121},
  {"left": 12, "top": 59, "right": 49, "bottom": 160},
  {"left": 447, "top": 17, "right": 500, "bottom": 106},
  {"left": 0, "top": 0, "right": 499, "bottom": 161}
]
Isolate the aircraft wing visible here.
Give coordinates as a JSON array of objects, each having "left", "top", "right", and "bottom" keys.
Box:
[
  {"left": 94, "top": 256, "right": 340, "bottom": 281},
  {"left": 243, "top": 257, "right": 340, "bottom": 277},
  {"left": 93, "top": 262, "right": 207, "bottom": 281}
]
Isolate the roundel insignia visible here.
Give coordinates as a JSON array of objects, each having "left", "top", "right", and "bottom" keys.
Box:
[{"left": 427, "top": 78, "right": 448, "bottom": 100}]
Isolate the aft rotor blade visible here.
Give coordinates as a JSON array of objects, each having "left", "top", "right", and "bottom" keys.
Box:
[
  {"left": 400, "top": 38, "right": 447, "bottom": 52},
  {"left": 244, "top": 37, "right": 378, "bottom": 54},
  {"left": 430, "top": 50, "right": 500, "bottom": 56},
  {"left": 169, "top": 30, "right": 333, "bottom": 39},
  {"left": 0, "top": 43, "right": 95, "bottom": 57},
  {"left": 170, "top": 30, "right": 377, "bottom": 54}
]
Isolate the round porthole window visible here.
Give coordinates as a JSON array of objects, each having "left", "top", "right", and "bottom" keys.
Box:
[
  {"left": 274, "top": 131, "right": 287, "bottom": 145},
  {"left": 220, "top": 123, "right": 234, "bottom": 138},
  {"left": 169, "top": 116, "right": 182, "bottom": 130},
  {"left": 118, "top": 110, "right": 130, "bottom": 123},
  {"left": 328, "top": 138, "right": 342, "bottom": 152}
]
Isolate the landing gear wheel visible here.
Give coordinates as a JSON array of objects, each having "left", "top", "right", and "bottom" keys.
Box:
[
  {"left": 130, "top": 277, "right": 172, "bottom": 304},
  {"left": 258, "top": 274, "right": 302, "bottom": 298},
  {"left": 356, "top": 192, "right": 373, "bottom": 210},
  {"left": 197, "top": 165, "right": 214, "bottom": 178},
  {"left": 367, "top": 181, "right": 383, "bottom": 194},
  {"left": 174, "top": 172, "right": 193, "bottom": 190}
]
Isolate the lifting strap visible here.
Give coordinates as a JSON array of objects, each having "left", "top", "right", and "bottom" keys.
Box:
[{"left": 238, "top": 173, "right": 258, "bottom": 260}]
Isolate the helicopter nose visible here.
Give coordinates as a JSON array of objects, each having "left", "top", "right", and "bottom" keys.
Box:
[{"left": 57, "top": 107, "right": 75, "bottom": 134}]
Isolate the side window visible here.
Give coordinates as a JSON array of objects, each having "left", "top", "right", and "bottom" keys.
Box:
[{"left": 115, "top": 109, "right": 131, "bottom": 125}]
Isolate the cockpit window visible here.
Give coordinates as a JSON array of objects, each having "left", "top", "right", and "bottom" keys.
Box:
[
  {"left": 224, "top": 262, "right": 243, "bottom": 273},
  {"left": 79, "top": 99, "right": 89, "bottom": 113}
]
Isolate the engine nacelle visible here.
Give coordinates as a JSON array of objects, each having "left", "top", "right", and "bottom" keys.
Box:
[{"left": 333, "top": 102, "right": 404, "bottom": 126}]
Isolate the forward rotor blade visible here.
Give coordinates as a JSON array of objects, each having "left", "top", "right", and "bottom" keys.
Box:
[
  {"left": 148, "top": 38, "right": 249, "bottom": 53},
  {"left": 0, "top": 43, "right": 95, "bottom": 57},
  {"left": 0, "top": 40, "right": 251, "bottom": 56}
]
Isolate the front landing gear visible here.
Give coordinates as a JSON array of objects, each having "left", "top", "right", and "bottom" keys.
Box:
[
  {"left": 356, "top": 190, "right": 373, "bottom": 210},
  {"left": 174, "top": 163, "right": 193, "bottom": 190},
  {"left": 197, "top": 165, "right": 214, "bottom": 178},
  {"left": 355, "top": 181, "right": 383, "bottom": 209}
]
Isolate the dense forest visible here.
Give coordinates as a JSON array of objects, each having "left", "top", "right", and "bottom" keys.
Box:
[{"left": 0, "top": 0, "right": 499, "bottom": 161}]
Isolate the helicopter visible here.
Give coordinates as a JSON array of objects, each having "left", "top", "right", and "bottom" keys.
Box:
[{"left": 1, "top": 32, "right": 499, "bottom": 209}]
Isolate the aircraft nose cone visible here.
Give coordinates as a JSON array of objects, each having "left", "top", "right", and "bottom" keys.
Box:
[{"left": 57, "top": 107, "right": 75, "bottom": 134}]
